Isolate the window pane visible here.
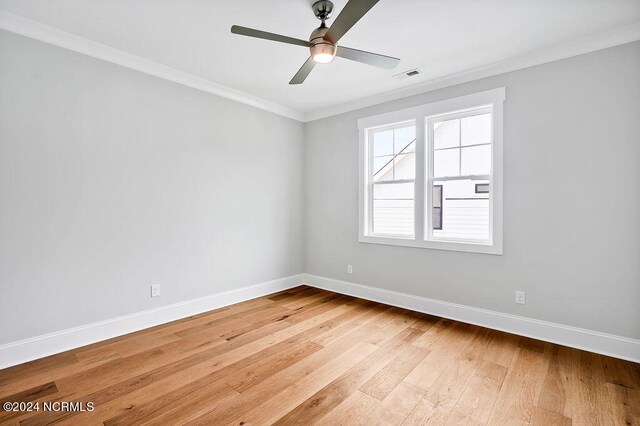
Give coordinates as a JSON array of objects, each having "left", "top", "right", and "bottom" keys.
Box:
[
  {"left": 432, "top": 185, "right": 443, "bottom": 230},
  {"left": 373, "top": 156, "right": 393, "bottom": 181},
  {"left": 475, "top": 183, "right": 490, "bottom": 194},
  {"left": 461, "top": 145, "right": 491, "bottom": 175},
  {"left": 430, "top": 179, "right": 490, "bottom": 242},
  {"left": 394, "top": 153, "right": 415, "bottom": 180},
  {"left": 373, "top": 182, "right": 414, "bottom": 236},
  {"left": 434, "top": 119, "right": 459, "bottom": 149},
  {"left": 394, "top": 126, "right": 416, "bottom": 154},
  {"left": 434, "top": 148, "right": 459, "bottom": 177},
  {"left": 461, "top": 113, "right": 491, "bottom": 146},
  {"left": 373, "top": 130, "right": 393, "bottom": 156}
]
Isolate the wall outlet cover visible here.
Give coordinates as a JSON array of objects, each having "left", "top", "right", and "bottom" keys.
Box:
[
  {"left": 151, "top": 284, "right": 160, "bottom": 298},
  {"left": 515, "top": 291, "right": 525, "bottom": 305}
]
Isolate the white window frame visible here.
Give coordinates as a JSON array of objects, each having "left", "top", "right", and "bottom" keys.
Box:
[{"left": 358, "top": 88, "right": 505, "bottom": 255}]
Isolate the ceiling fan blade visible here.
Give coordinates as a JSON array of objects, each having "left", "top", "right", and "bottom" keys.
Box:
[
  {"left": 231, "top": 25, "right": 311, "bottom": 48},
  {"left": 289, "top": 57, "right": 316, "bottom": 85},
  {"left": 336, "top": 46, "right": 399, "bottom": 69},
  {"left": 324, "top": 0, "right": 380, "bottom": 44}
]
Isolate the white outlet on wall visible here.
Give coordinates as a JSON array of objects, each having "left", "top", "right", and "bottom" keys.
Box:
[
  {"left": 347, "top": 264, "right": 353, "bottom": 274},
  {"left": 515, "top": 291, "right": 525, "bottom": 305},
  {"left": 151, "top": 284, "right": 160, "bottom": 298}
]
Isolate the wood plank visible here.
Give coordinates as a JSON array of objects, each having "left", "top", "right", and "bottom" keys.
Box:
[
  {"left": 480, "top": 330, "right": 520, "bottom": 368},
  {"left": 570, "top": 349, "right": 615, "bottom": 425},
  {"left": 224, "top": 340, "right": 323, "bottom": 392},
  {"left": 445, "top": 360, "right": 508, "bottom": 425},
  {"left": 536, "top": 344, "right": 573, "bottom": 418},
  {"left": 0, "top": 353, "right": 77, "bottom": 387},
  {"left": 270, "top": 297, "right": 367, "bottom": 341},
  {"left": 0, "top": 352, "right": 77, "bottom": 398},
  {"left": 361, "top": 381, "right": 426, "bottom": 425},
  {"left": 402, "top": 356, "right": 478, "bottom": 425},
  {"left": 55, "top": 348, "right": 165, "bottom": 394},
  {"left": 602, "top": 354, "right": 640, "bottom": 390},
  {"left": 0, "top": 381, "right": 57, "bottom": 403},
  {"left": 359, "top": 344, "right": 430, "bottom": 401},
  {"left": 404, "top": 322, "right": 478, "bottom": 391},
  {"left": 486, "top": 346, "right": 549, "bottom": 425},
  {"left": 174, "top": 303, "right": 292, "bottom": 338},
  {"left": 530, "top": 406, "right": 572, "bottom": 425},
  {"left": 310, "top": 302, "right": 393, "bottom": 347},
  {"left": 315, "top": 390, "right": 379, "bottom": 426},
  {"left": 282, "top": 294, "right": 355, "bottom": 325},
  {"left": 75, "top": 331, "right": 181, "bottom": 361},
  {"left": 279, "top": 288, "right": 328, "bottom": 310},
  {"left": 607, "top": 383, "right": 640, "bottom": 426}
]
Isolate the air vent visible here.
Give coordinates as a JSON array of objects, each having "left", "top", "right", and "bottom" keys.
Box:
[{"left": 393, "top": 68, "right": 420, "bottom": 80}]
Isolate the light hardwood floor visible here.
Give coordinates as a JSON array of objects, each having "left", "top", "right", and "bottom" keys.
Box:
[{"left": 0, "top": 286, "right": 638, "bottom": 425}]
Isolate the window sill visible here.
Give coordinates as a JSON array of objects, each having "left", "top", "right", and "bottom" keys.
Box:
[{"left": 358, "top": 234, "right": 503, "bottom": 255}]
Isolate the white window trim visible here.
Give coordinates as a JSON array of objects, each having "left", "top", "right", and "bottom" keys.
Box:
[{"left": 358, "top": 88, "right": 505, "bottom": 255}]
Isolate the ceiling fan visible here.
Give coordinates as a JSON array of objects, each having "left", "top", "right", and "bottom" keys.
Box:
[{"left": 230, "top": 0, "right": 400, "bottom": 85}]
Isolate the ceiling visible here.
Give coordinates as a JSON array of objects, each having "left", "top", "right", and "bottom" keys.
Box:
[{"left": 1, "top": 0, "right": 639, "bottom": 119}]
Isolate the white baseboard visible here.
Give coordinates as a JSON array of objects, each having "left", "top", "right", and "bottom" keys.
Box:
[
  {"left": 303, "top": 274, "right": 640, "bottom": 363},
  {"left": 2, "top": 272, "right": 637, "bottom": 369},
  {"left": 0, "top": 274, "right": 303, "bottom": 369}
]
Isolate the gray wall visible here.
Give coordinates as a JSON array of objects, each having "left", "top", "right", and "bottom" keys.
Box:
[
  {"left": 304, "top": 41, "right": 640, "bottom": 340},
  {"left": 0, "top": 31, "right": 304, "bottom": 344}
]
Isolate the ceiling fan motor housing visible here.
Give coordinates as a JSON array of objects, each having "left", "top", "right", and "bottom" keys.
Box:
[
  {"left": 312, "top": 0, "right": 334, "bottom": 21},
  {"left": 309, "top": 26, "right": 336, "bottom": 63}
]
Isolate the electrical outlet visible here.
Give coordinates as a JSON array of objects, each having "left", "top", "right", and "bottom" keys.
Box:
[
  {"left": 151, "top": 284, "right": 160, "bottom": 298},
  {"left": 347, "top": 264, "right": 353, "bottom": 274},
  {"left": 515, "top": 291, "right": 525, "bottom": 305}
]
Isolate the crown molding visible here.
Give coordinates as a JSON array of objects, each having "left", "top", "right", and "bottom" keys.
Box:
[
  {"left": 303, "top": 22, "right": 640, "bottom": 122},
  {"left": 0, "top": 10, "right": 305, "bottom": 122},
  {"left": 2, "top": 9, "right": 639, "bottom": 124}
]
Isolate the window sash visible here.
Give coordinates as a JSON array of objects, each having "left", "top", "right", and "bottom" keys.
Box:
[
  {"left": 367, "top": 122, "right": 416, "bottom": 237},
  {"left": 426, "top": 107, "right": 494, "bottom": 243}
]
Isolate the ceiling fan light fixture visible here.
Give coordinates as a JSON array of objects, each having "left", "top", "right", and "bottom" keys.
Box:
[
  {"left": 309, "top": 25, "right": 336, "bottom": 64},
  {"left": 311, "top": 43, "right": 336, "bottom": 63}
]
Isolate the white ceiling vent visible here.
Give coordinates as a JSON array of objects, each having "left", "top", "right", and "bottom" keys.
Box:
[{"left": 393, "top": 68, "right": 421, "bottom": 80}]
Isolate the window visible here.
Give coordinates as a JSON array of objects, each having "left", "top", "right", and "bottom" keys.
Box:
[{"left": 359, "top": 88, "right": 504, "bottom": 254}]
